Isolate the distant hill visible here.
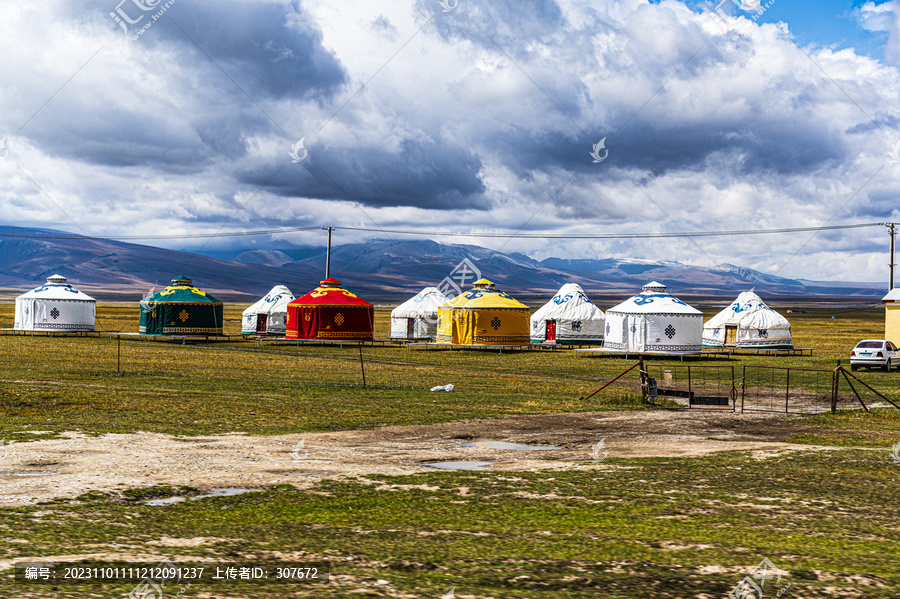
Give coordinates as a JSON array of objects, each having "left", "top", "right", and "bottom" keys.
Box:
[
  {"left": 0, "top": 226, "right": 323, "bottom": 300},
  {"left": 0, "top": 226, "right": 886, "bottom": 303}
]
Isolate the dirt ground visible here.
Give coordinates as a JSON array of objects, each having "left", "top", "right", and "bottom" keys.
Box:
[{"left": 0, "top": 409, "right": 837, "bottom": 505}]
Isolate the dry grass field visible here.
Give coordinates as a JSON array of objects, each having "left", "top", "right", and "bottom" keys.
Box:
[{"left": 0, "top": 300, "right": 899, "bottom": 597}]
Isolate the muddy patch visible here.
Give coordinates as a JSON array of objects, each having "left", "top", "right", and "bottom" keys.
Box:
[
  {"left": 460, "top": 440, "right": 561, "bottom": 451},
  {"left": 422, "top": 461, "right": 493, "bottom": 471},
  {"left": 0, "top": 411, "right": 833, "bottom": 504}
]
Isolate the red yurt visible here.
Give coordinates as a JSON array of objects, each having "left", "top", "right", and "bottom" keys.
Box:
[{"left": 286, "top": 277, "right": 374, "bottom": 340}]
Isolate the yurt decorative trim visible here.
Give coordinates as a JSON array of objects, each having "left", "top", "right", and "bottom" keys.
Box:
[
  {"left": 603, "top": 282, "right": 702, "bottom": 353},
  {"left": 286, "top": 277, "right": 374, "bottom": 340},
  {"left": 14, "top": 275, "right": 96, "bottom": 331},
  {"left": 390, "top": 287, "right": 450, "bottom": 340},
  {"left": 530, "top": 283, "right": 605, "bottom": 343},
  {"left": 242, "top": 285, "right": 295, "bottom": 334},
  {"left": 702, "top": 290, "right": 793, "bottom": 349},
  {"left": 436, "top": 279, "right": 530, "bottom": 345},
  {"left": 139, "top": 276, "right": 223, "bottom": 335}
]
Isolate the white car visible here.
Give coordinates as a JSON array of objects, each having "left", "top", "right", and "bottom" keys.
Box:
[{"left": 850, "top": 340, "right": 900, "bottom": 371}]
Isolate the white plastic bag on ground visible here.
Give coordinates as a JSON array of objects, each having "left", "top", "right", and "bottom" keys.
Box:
[{"left": 430, "top": 384, "right": 455, "bottom": 392}]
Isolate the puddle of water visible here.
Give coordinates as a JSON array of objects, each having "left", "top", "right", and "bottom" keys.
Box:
[
  {"left": 422, "top": 461, "right": 492, "bottom": 471},
  {"left": 461, "top": 440, "right": 561, "bottom": 451},
  {"left": 145, "top": 488, "right": 260, "bottom": 506},
  {"left": 195, "top": 488, "right": 258, "bottom": 499},
  {"left": 145, "top": 496, "right": 186, "bottom": 506}
]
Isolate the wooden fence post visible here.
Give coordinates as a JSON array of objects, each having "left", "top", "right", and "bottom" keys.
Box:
[
  {"left": 359, "top": 345, "right": 367, "bottom": 389},
  {"left": 831, "top": 361, "right": 840, "bottom": 413},
  {"left": 639, "top": 357, "right": 649, "bottom": 402}
]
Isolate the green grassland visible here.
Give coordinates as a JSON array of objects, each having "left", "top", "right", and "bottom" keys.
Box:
[
  {"left": 2, "top": 449, "right": 898, "bottom": 598},
  {"left": 1, "top": 301, "right": 899, "bottom": 597},
  {"left": 0, "top": 302, "right": 897, "bottom": 438}
]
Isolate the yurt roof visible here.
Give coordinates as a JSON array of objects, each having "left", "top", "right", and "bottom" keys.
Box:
[
  {"left": 242, "top": 285, "right": 295, "bottom": 317},
  {"left": 17, "top": 275, "right": 95, "bottom": 301},
  {"left": 882, "top": 287, "right": 900, "bottom": 303},
  {"left": 392, "top": 287, "right": 450, "bottom": 318},
  {"left": 704, "top": 290, "right": 790, "bottom": 330},
  {"left": 141, "top": 276, "right": 222, "bottom": 305},
  {"left": 290, "top": 278, "right": 372, "bottom": 307},
  {"left": 642, "top": 281, "right": 668, "bottom": 293},
  {"left": 531, "top": 283, "right": 604, "bottom": 321},
  {"left": 442, "top": 279, "right": 529, "bottom": 310},
  {"left": 607, "top": 282, "right": 701, "bottom": 315}
]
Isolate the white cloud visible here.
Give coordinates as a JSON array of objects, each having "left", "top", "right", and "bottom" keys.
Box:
[
  {"left": 0, "top": 0, "right": 899, "bottom": 282},
  {"left": 856, "top": 1, "right": 895, "bottom": 33}
]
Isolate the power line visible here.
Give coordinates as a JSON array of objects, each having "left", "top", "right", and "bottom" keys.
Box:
[
  {"left": 0, "top": 226, "right": 322, "bottom": 240},
  {"left": 0, "top": 222, "right": 887, "bottom": 241},
  {"left": 324, "top": 222, "right": 885, "bottom": 239}
]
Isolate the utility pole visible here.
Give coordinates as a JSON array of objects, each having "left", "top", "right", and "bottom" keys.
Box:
[
  {"left": 322, "top": 226, "right": 334, "bottom": 278},
  {"left": 889, "top": 223, "right": 896, "bottom": 291}
]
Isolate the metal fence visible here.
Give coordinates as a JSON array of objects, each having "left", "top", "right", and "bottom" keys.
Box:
[
  {"left": 645, "top": 364, "right": 738, "bottom": 410},
  {"left": 740, "top": 365, "right": 837, "bottom": 414},
  {"left": 586, "top": 360, "right": 900, "bottom": 415}
]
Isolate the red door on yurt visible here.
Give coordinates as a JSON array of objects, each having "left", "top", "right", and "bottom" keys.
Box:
[
  {"left": 545, "top": 320, "right": 557, "bottom": 342},
  {"left": 256, "top": 314, "right": 268, "bottom": 334},
  {"left": 286, "top": 277, "right": 374, "bottom": 340}
]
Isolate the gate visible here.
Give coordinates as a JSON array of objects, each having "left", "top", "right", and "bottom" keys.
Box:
[
  {"left": 740, "top": 365, "right": 835, "bottom": 414},
  {"left": 644, "top": 364, "right": 737, "bottom": 410}
]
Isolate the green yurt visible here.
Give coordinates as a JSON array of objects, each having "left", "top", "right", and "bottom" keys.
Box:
[{"left": 139, "top": 276, "right": 223, "bottom": 335}]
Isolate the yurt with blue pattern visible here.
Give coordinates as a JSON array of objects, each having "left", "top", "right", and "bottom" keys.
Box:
[
  {"left": 530, "top": 283, "right": 605, "bottom": 344},
  {"left": 242, "top": 285, "right": 295, "bottom": 335},
  {"left": 14, "top": 275, "right": 96, "bottom": 332},
  {"left": 702, "top": 290, "right": 792, "bottom": 349},
  {"left": 603, "top": 282, "right": 702, "bottom": 353}
]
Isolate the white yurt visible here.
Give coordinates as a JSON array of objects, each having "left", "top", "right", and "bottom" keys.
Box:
[
  {"left": 391, "top": 287, "right": 451, "bottom": 340},
  {"left": 702, "top": 290, "right": 793, "bottom": 349},
  {"left": 530, "top": 283, "right": 605, "bottom": 344},
  {"left": 604, "top": 281, "right": 702, "bottom": 353},
  {"left": 241, "top": 285, "right": 295, "bottom": 334},
  {"left": 14, "top": 274, "right": 96, "bottom": 332}
]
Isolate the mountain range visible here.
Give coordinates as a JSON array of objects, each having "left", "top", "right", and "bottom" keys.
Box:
[{"left": 0, "top": 226, "right": 886, "bottom": 304}]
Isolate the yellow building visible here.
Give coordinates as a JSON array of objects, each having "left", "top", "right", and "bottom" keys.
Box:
[
  {"left": 436, "top": 279, "right": 530, "bottom": 345},
  {"left": 884, "top": 287, "right": 900, "bottom": 343}
]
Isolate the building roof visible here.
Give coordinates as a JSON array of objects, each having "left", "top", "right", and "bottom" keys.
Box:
[
  {"left": 703, "top": 290, "right": 791, "bottom": 330},
  {"left": 290, "top": 278, "right": 372, "bottom": 307},
  {"left": 607, "top": 282, "right": 701, "bottom": 315},
  {"left": 531, "top": 283, "right": 604, "bottom": 322},
  {"left": 17, "top": 275, "right": 95, "bottom": 302},
  {"left": 141, "top": 276, "right": 222, "bottom": 305},
  {"left": 242, "top": 285, "right": 295, "bottom": 317},
  {"left": 442, "top": 280, "right": 529, "bottom": 310},
  {"left": 882, "top": 287, "right": 900, "bottom": 303},
  {"left": 391, "top": 287, "right": 450, "bottom": 318}
]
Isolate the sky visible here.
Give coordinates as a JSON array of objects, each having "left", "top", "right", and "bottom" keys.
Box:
[{"left": 1, "top": 0, "right": 900, "bottom": 282}]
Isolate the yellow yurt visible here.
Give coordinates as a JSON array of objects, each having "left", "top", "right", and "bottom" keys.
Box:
[
  {"left": 436, "top": 279, "right": 530, "bottom": 345},
  {"left": 883, "top": 287, "right": 900, "bottom": 343}
]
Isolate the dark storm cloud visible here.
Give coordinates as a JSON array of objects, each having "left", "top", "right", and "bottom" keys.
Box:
[
  {"left": 242, "top": 138, "right": 488, "bottom": 210},
  {"left": 149, "top": 0, "right": 346, "bottom": 100},
  {"left": 20, "top": 0, "right": 346, "bottom": 169},
  {"left": 410, "top": 0, "right": 847, "bottom": 185}
]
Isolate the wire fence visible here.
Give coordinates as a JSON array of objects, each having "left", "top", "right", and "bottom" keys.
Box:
[
  {"left": 586, "top": 360, "right": 900, "bottom": 414},
  {"left": 741, "top": 365, "right": 836, "bottom": 414}
]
